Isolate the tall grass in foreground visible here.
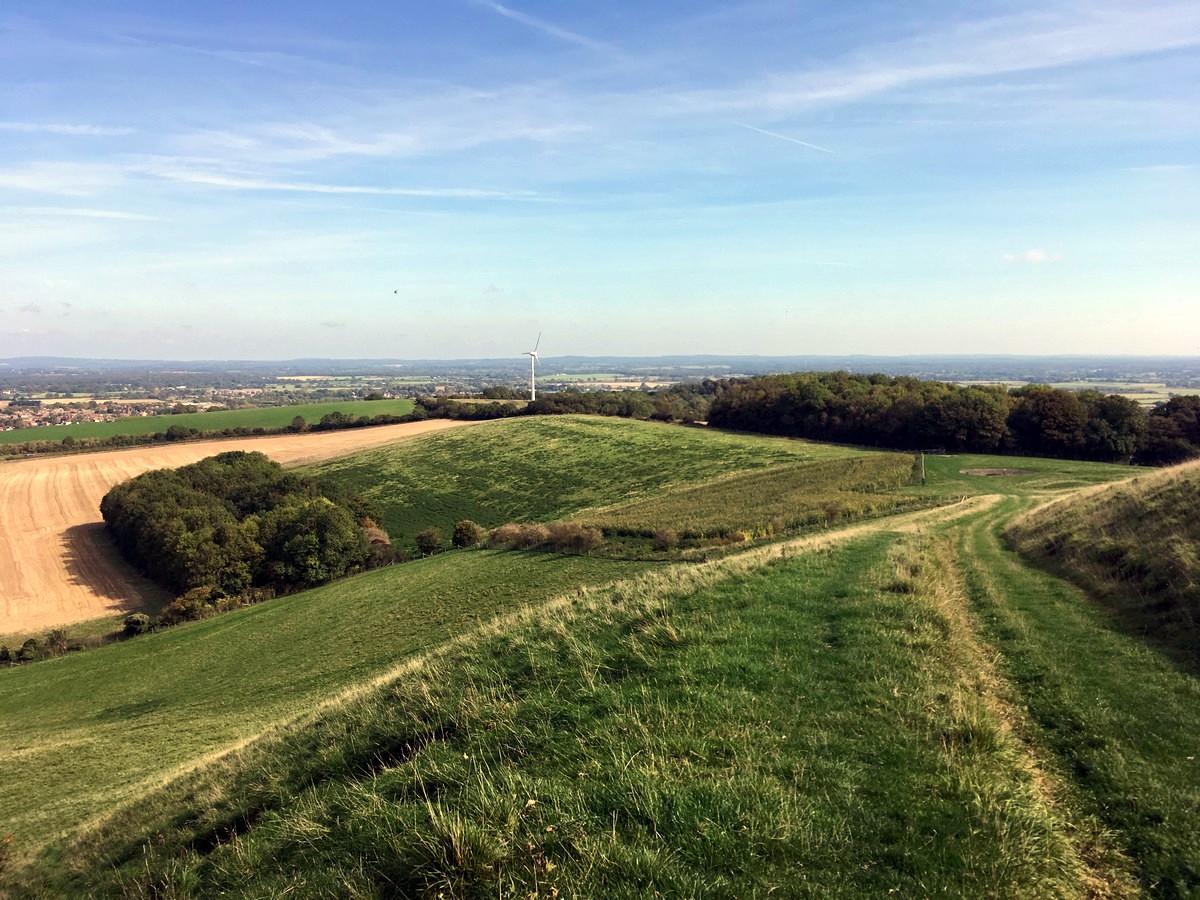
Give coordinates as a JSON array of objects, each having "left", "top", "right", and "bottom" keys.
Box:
[
  {"left": 13, "top": 533, "right": 1098, "bottom": 898},
  {"left": 0, "top": 552, "right": 651, "bottom": 856}
]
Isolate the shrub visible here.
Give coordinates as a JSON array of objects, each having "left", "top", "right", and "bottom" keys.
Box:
[
  {"left": 652, "top": 528, "right": 680, "bottom": 551},
  {"left": 546, "top": 522, "right": 604, "bottom": 553},
  {"left": 452, "top": 520, "right": 486, "bottom": 549},
  {"left": 45, "top": 628, "right": 69, "bottom": 656},
  {"left": 124, "top": 613, "right": 152, "bottom": 637},
  {"left": 0, "top": 646, "right": 11, "bottom": 666},
  {"left": 512, "top": 524, "right": 551, "bottom": 550},
  {"left": 488, "top": 523, "right": 523, "bottom": 548},
  {"left": 415, "top": 527, "right": 445, "bottom": 556},
  {"left": 160, "top": 586, "right": 220, "bottom": 625},
  {"left": 17, "top": 638, "right": 41, "bottom": 663}
]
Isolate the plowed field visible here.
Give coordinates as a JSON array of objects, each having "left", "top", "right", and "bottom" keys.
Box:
[{"left": 0, "top": 419, "right": 476, "bottom": 634}]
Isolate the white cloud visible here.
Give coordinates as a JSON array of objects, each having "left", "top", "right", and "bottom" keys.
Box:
[
  {"left": 139, "top": 164, "right": 535, "bottom": 199},
  {"left": 0, "top": 162, "right": 124, "bottom": 196},
  {"left": 4, "top": 206, "right": 155, "bottom": 221},
  {"left": 1004, "top": 249, "right": 1062, "bottom": 264},
  {"left": 0, "top": 121, "right": 133, "bottom": 136}
]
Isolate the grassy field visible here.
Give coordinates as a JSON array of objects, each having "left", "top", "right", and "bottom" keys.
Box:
[
  {"left": 7, "top": 417, "right": 1199, "bottom": 897},
  {"left": 953, "top": 494, "right": 1200, "bottom": 897},
  {"left": 10, "top": 516, "right": 1145, "bottom": 898},
  {"left": 0, "top": 550, "right": 651, "bottom": 856},
  {"left": 0, "top": 398, "right": 415, "bottom": 445},
  {"left": 1006, "top": 458, "right": 1200, "bottom": 670},
  {"left": 308, "top": 416, "right": 897, "bottom": 548},
  {"left": 578, "top": 454, "right": 922, "bottom": 539}
]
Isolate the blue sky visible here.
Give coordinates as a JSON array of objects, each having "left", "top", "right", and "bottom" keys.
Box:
[{"left": 1, "top": 1, "right": 1197, "bottom": 360}]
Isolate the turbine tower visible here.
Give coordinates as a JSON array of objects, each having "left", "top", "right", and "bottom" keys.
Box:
[{"left": 523, "top": 332, "right": 541, "bottom": 401}]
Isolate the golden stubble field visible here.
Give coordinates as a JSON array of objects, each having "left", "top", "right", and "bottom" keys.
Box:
[{"left": 0, "top": 419, "right": 477, "bottom": 634}]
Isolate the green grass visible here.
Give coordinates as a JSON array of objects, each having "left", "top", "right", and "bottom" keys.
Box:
[
  {"left": 0, "top": 550, "right": 651, "bottom": 857},
  {"left": 579, "top": 454, "right": 923, "bottom": 539},
  {"left": 1006, "top": 460, "right": 1200, "bottom": 670},
  {"left": 0, "top": 399, "right": 415, "bottom": 445},
  {"left": 952, "top": 494, "right": 1200, "bottom": 897},
  {"left": 12, "top": 532, "right": 1095, "bottom": 898},
  {"left": 309, "top": 416, "right": 888, "bottom": 547}
]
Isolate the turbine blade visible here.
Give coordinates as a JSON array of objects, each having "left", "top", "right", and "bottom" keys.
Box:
[{"left": 533, "top": 331, "right": 541, "bottom": 353}]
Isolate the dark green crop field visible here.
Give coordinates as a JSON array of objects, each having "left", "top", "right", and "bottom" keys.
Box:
[{"left": 0, "top": 398, "right": 415, "bottom": 445}]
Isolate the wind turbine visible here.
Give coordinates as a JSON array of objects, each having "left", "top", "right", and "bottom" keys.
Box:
[{"left": 523, "top": 332, "right": 541, "bottom": 401}]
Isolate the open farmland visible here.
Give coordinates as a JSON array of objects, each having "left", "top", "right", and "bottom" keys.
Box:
[
  {"left": 0, "top": 398, "right": 415, "bottom": 446},
  {"left": 0, "top": 418, "right": 473, "bottom": 636}
]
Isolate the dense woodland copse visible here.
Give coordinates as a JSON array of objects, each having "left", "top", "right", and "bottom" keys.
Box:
[
  {"left": 701, "top": 373, "right": 1200, "bottom": 465},
  {"left": 100, "top": 452, "right": 389, "bottom": 615}
]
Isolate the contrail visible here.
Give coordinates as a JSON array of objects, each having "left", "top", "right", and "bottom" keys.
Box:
[
  {"left": 475, "top": 0, "right": 609, "bottom": 53},
  {"left": 731, "top": 120, "right": 833, "bottom": 154}
]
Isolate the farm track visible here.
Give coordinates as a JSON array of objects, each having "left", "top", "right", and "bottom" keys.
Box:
[{"left": 0, "top": 419, "right": 479, "bottom": 634}]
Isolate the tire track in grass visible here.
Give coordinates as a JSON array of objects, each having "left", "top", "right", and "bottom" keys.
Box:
[{"left": 956, "top": 498, "right": 1200, "bottom": 897}]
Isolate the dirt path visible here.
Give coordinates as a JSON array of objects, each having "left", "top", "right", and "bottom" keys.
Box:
[{"left": 0, "top": 420, "right": 478, "bottom": 634}]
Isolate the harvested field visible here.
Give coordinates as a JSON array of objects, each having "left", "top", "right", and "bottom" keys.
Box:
[{"left": 0, "top": 419, "right": 476, "bottom": 634}]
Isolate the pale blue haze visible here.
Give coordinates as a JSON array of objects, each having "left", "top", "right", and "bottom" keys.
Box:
[{"left": 1, "top": 1, "right": 1197, "bottom": 358}]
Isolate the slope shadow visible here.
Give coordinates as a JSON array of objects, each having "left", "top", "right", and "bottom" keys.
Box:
[{"left": 61, "top": 523, "right": 169, "bottom": 615}]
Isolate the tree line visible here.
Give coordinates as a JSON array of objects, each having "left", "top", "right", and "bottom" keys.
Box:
[
  {"left": 100, "top": 452, "right": 391, "bottom": 622},
  {"left": 702, "top": 373, "right": 1200, "bottom": 465}
]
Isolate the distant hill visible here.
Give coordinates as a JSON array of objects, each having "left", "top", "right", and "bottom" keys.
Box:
[
  {"left": 1006, "top": 460, "right": 1200, "bottom": 669},
  {"left": 3, "top": 353, "right": 1199, "bottom": 382}
]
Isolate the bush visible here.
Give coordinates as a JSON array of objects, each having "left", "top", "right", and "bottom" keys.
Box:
[
  {"left": 124, "top": 613, "right": 152, "bottom": 637},
  {"left": 160, "top": 586, "right": 220, "bottom": 625},
  {"left": 0, "top": 646, "right": 11, "bottom": 666},
  {"left": 415, "top": 527, "right": 445, "bottom": 556},
  {"left": 488, "top": 523, "right": 524, "bottom": 548},
  {"left": 45, "top": 628, "right": 69, "bottom": 656},
  {"left": 652, "top": 528, "right": 680, "bottom": 551},
  {"left": 17, "top": 638, "right": 41, "bottom": 663},
  {"left": 546, "top": 522, "right": 604, "bottom": 553},
  {"left": 512, "top": 524, "right": 551, "bottom": 550},
  {"left": 452, "top": 520, "right": 486, "bottom": 549}
]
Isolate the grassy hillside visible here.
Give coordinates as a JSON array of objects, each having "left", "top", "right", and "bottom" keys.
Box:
[
  {"left": 0, "top": 551, "right": 650, "bottom": 855},
  {"left": 308, "top": 416, "right": 904, "bottom": 547},
  {"left": 1006, "top": 459, "right": 1200, "bottom": 669},
  {"left": 14, "top": 530, "right": 1110, "bottom": 898},
  {"left": 0, "top": 398, "right": 415, "bottom": 445},
  {"left": 9, "top": 419, "right": 1188, "bottom": 896}
]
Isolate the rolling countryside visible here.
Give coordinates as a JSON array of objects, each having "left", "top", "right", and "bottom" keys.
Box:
[{"left": 3, "top": 415, "right": 1198, "bottom": 897}]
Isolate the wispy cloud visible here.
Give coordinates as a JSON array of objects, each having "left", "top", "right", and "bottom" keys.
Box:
[
  {"left": 0, "top": 121, "right": 133, "bottom": 136},
  {"left": 141, "top": 165, "right": 535, "bottom": 199},
  {"left": 473, "top": 1, "right": 612, "bottom": 53},
  {"left": 666, "top": 2, "right": 1200, "bottom": 117},
  {"left": 730, "top": 121, "right": 833, "bottom": 154},
  {"left": 4, "top": 206, "right": 155, "bottom": 221},
  {"left": 0, "top": 162, "right": 124, "bottom": 196}
]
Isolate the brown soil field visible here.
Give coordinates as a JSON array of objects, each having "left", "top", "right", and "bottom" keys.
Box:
[{"left": 0, "top": 419, "right": 477, "bottom": 635}]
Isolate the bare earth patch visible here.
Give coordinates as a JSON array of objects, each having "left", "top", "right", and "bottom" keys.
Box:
[
  {"left": 0, "top": 419, "right": 478, "bottom": 634},
  {"left": 960, "top": 468, "right": 1036, "bottom": 477}
]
